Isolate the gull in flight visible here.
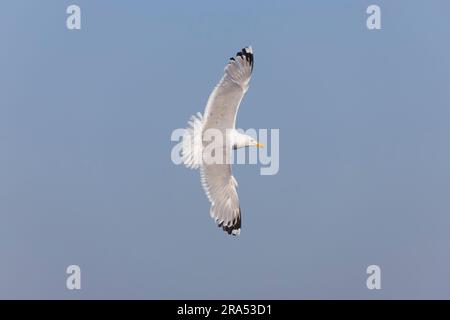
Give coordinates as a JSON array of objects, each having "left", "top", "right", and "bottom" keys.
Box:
[{"left": 182, "top": 46, "right": 263, "bottom": 236}]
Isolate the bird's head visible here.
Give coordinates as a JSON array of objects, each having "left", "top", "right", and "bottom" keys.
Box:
[
  {"left": 231, "top": 131, "right": 264, "bottom": 149},
  {"left": 248, "top": 136, "right": 264, "bottom": 148}
]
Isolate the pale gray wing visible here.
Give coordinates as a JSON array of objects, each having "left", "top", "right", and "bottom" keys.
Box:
[
  {"left": 202, "top": 47, "right": 254, "bottom": 131},
  {"left": 199, "top": 47, "right": 254, "bottom": 235},
  {"left": 198, "top": 47, "right": 254, "bottom": 235},
  {"left": 200, "top": 161, "right": 241, "bottom": 235}
]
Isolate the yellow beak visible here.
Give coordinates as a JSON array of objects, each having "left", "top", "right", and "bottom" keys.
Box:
[{"left": 256, "top": 142, "right": 265, "bottom": 148}]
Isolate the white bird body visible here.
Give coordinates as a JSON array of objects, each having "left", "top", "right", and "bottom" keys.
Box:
[{"left": 182, "top": 47, "right": 261, "bottom": 235}]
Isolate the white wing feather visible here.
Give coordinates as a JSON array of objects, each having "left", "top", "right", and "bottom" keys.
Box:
[
  {"left": 203, "top": 46, "right": 253, "bottom": 131},
  {"left": 200, "top": 47, "right": 254, "bottom": 235}
]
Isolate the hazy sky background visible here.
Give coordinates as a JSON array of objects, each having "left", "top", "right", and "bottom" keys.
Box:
[{"left": 1, "top": 0, "right": 450, "bottom": 299}]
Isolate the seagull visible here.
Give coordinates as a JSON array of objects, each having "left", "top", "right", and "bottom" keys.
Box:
[{"left": 181, "top": 46, "right": 263, "bottom": 236}]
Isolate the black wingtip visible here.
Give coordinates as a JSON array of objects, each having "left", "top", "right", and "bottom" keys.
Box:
[
  {"left": 218, "top": 208, "right": 242, "bottom": 236},
  {"left": 231, "top": 47, "right": 254, "bottom": 71}
]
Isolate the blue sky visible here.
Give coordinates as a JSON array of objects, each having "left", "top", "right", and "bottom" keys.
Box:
[{"left": 1, "top": 0, "right": 450, "bottom": 299}]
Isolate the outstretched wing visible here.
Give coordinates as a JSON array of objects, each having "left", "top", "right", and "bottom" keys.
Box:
[
  {"left": 199, "top": 47, "right": 254, "bottom": 235},
  {"left": 200, "top": 162, "right": 241, "bottom": 235},
  {"left": 202, "top": 46, "right": 254, "bottom": 131}
]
